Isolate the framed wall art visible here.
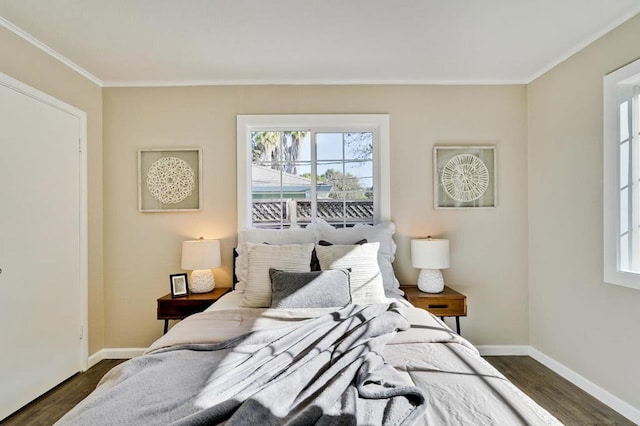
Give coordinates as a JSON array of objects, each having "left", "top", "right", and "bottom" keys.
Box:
[
  {"left": 433, "top": 146, "right": 496, "bottom": 209},
  {"left": 138, "top": 148, "right": 201, "bottom": 212}
]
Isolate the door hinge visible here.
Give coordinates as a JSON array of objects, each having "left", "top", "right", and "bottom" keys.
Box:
[
  {"left": 80, "top": 325, "right": 84, "bottom": 340},
  {"left": 78, "top": 138, "right": 82, "bottom": 153}
]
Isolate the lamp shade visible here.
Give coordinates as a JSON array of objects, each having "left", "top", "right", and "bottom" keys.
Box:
[
  {"left": 181, "top": 239, "right": 221, "bottom": 270},
  {"left": 411, "top": 238, "right": 450, "bottom": 270}
]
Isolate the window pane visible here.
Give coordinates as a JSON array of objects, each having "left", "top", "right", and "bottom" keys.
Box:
[
  {"left": 250, "top": 131, "right": 310, "bottom": 228},
  {"left": 620, "top": 234, "right": 629, "bottom": 271},
  {"left": 317, "top": 199, "right": 346, "bottom": 224},
  {"left": 252, "top": 199, "right": 287, "bottom": 228},
  {"left": 620, "top": 141, "right": 629, "bottom": 189},
  {"left": 620, "top": 187, "right": 629, "bottom": 234},
  {"left": 251, "top": 131, "right": 310, "bottom": 166},
  {"left": 620, "top": 101, "right": 629, "bottom": 142},
  {"left": 334, "top": 176, "right": 368, "bottom": 199},
  {"left": 345, "top": 132, "right": 373, "bottom": 160},
  {"left": 316, "top": 161, "right": 346, "bottom": 198},
  {"left": 315, "top": 159, "right": 373, "bottom": 225},
  {"left": 291, "top": 132, "right": 311, "bottom": 162},
  {"left": 251, "top": 131, "right": 282, "bottom": 163},
  {"left": 637, "top": 94, "right": 640, "bottom": 137},
  {"left": 317, "top": 132, "right": 374, "bottom": 161},
  {"left": 316, "top": 198, "right": 374, "bottom": 226},
  {"left": 316, "top": 134, "right": 374, "bottom": 223},
  {"left": 295, "top": 199, "right": 312, "bottom": 224},
  {"left": 345, "top": 160, "right": 373, "bottom": 192},
  {"left": 317, "top": 162, "right": 372, "bottom": 194},
  {"left": 291, "top": 161, "right": 312, "bottom": 179},
  {"left": 316, "top": 133, "right": 343, "bottom": 161}
]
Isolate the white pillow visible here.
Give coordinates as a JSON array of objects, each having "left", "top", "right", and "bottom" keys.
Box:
[
  {"left": 242, "top": 242, "right": 315, "bottom": 307},
  {"left": 315, "top": 242, "right": 388, "bottom": 305},
  {"left": 236, "top": 227, "right": 316, "bottom": 291},
  {"left": 315, "top": 219, "right": 402, "bottom": 297}
]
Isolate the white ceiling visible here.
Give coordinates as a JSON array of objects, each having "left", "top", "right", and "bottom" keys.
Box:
[{"left": 1, "top": 0, "right": 639, "bottom": 87}]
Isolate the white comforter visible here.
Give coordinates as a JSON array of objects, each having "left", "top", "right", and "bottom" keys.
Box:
[{"left": 148, "top": 292, "right": 560, "bottom": 425}]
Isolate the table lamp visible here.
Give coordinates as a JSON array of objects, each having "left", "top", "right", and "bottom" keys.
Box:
[
  {"left": 181, "top": 238, "right": 221, "bottom": 293},
  {"left": 411, "top": 237, "right": 450, "bottom": 293}
]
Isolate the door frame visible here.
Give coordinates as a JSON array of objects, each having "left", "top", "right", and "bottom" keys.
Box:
[{"left": 0, "top": 71, "right": 88, "bottom": 371}]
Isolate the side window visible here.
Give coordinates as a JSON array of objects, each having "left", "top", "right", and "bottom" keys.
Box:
[
  {"left": 237, "top": 115, "right": 390, "bottom": 229},
  {"left": 604, "top": 59, "right": 640, "bottom": 290}
]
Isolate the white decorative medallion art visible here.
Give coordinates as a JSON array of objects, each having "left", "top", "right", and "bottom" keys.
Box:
[
  {"left": 146, "top": 157, "right": 195, "bottom": 204},
  {"left": 441, "top": 154, "right": 489, "bottom": 202},
  {"left": 433, "top": 146, "right": 496, "bottom": 208},
  {"left": 138, "top": 149, "right": 201, "bottom": 212}
]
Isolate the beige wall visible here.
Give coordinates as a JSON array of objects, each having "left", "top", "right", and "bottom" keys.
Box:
[
  {"left": 528, "top": 14, "right": 640, "bottom": 409},
  {"left": 103, "top": 85, "right": 529, "bottom": 348},
  {"left": 0, "top": 27, "right": 104, "bottom": 354}
]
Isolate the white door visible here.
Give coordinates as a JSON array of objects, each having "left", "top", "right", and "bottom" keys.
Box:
[{"left": 0, "top": 76, "right": 85, "bottom": 420}]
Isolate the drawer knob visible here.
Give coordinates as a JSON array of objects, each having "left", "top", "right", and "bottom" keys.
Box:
[{"left": 428, "top": 304, "right": 448, "bottom": 309}]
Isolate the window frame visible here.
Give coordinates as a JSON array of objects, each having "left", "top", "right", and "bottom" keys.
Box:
[
  {"left": 237, "top": 114, "right": 390, "bottom": 229},
  {"left": 603, "top": 58, "right": 640, "bottom": 290}
]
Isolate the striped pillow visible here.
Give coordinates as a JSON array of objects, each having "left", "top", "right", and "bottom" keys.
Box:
[
  {"left": 315, "top": 242, "right": 388, "bottom": 305},
  {"left": 242, "top": 242, "right": 315, "bottom": 307}
]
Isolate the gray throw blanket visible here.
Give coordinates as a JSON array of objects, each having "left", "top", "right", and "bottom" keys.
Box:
[{"left": 57, "top": 303, "right": 426, "bottom": 425}]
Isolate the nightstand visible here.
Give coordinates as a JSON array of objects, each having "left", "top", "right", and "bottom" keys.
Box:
[
  {"left": 157, "top": 287, "right": 229, "bottom": 334},
  {"left": 401, "top": 285, "right": 467, "bottom": 334}
]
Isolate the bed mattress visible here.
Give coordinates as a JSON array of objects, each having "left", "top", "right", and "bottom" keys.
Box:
[{"left": 57, "top": 290, "right": 560, "bottom": 425}]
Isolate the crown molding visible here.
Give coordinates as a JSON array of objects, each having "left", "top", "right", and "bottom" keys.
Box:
[
  {"left": 0, "top": 16, "right": 103, "bottom": 87},
  {"left": 526, "top": 5, "right": 640, "bottom": 83},
  {"left": 101, "top": 78, "right": 528, "bottom": 88}
]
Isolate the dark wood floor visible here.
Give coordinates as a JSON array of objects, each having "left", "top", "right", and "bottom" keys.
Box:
[
  {"left": 1, "top": 359, "right": 125, "bottom": 426},
  {"left": 1, "top": 357, "right": 633, "bottom": 425},
  {"left": 484, "top": 356, "right": 634, "bottom": 425}
]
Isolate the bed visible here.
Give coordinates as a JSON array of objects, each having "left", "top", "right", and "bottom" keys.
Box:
[{"left": 56, "top": 222, "right": 561, "bottom": 425}]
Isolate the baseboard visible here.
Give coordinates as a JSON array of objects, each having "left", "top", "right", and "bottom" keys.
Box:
[
  {"left": 88, "top": 348, "right": 147, "bottom": 368},
  {"left": 477, "top": 345, "right": 639, "bottom": 423},
  {"left": 476, "top": 345, "right": 530, "bottom": 356},
  {"left": 529, "top": 347, "right": 640, "bottom": 424}
]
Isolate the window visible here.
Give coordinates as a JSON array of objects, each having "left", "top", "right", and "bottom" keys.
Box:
[
  {"left": 604, "top": 58, "right": 640, "bottom": 290},
  {"left": 237, "top": 115, "right": 390, "bottom": 229}
]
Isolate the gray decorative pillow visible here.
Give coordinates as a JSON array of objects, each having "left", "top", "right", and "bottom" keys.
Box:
[{"left": 269, "top": 268, "right": 351, "bottom": 309}]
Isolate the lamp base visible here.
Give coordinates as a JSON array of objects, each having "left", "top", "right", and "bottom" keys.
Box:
[
  {"left": 417, "top": 269, "right": 444, "bottom": 293},
  {"left": 189, "top": 269, "right": 215, "bottom": 293}
]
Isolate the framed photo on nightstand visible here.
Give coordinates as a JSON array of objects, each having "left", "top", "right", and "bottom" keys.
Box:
[{"left": 170, "top": 273, "right": 189, "bottom": 298}]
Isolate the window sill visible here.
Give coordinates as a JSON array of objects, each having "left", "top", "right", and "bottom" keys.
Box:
[{"left": 604, "top": 268, "right": 640, "bottom": 290}]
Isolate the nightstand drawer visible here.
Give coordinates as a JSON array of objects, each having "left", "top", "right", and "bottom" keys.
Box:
[
  {"left": 419, "top": 298, "right": 466, "bottom": 316},
  {"left": 401, "top": 285, "right": 467, "bottom": 317},
  {"left": 157, "top": 287, "right": 229, "bottom": 334},
  {"left": 157, "top": 299, "right": 214, "bottom": 319},
  {"left": 400, "top": 285, "right": 467, "bottom": 334},
  {"left": 157, "top": 287, "right": 228, "bottom": 319}
]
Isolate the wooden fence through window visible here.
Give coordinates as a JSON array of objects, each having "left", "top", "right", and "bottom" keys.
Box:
[{"left": 252, "top": 199, "right": 374, "bottom": 227}]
